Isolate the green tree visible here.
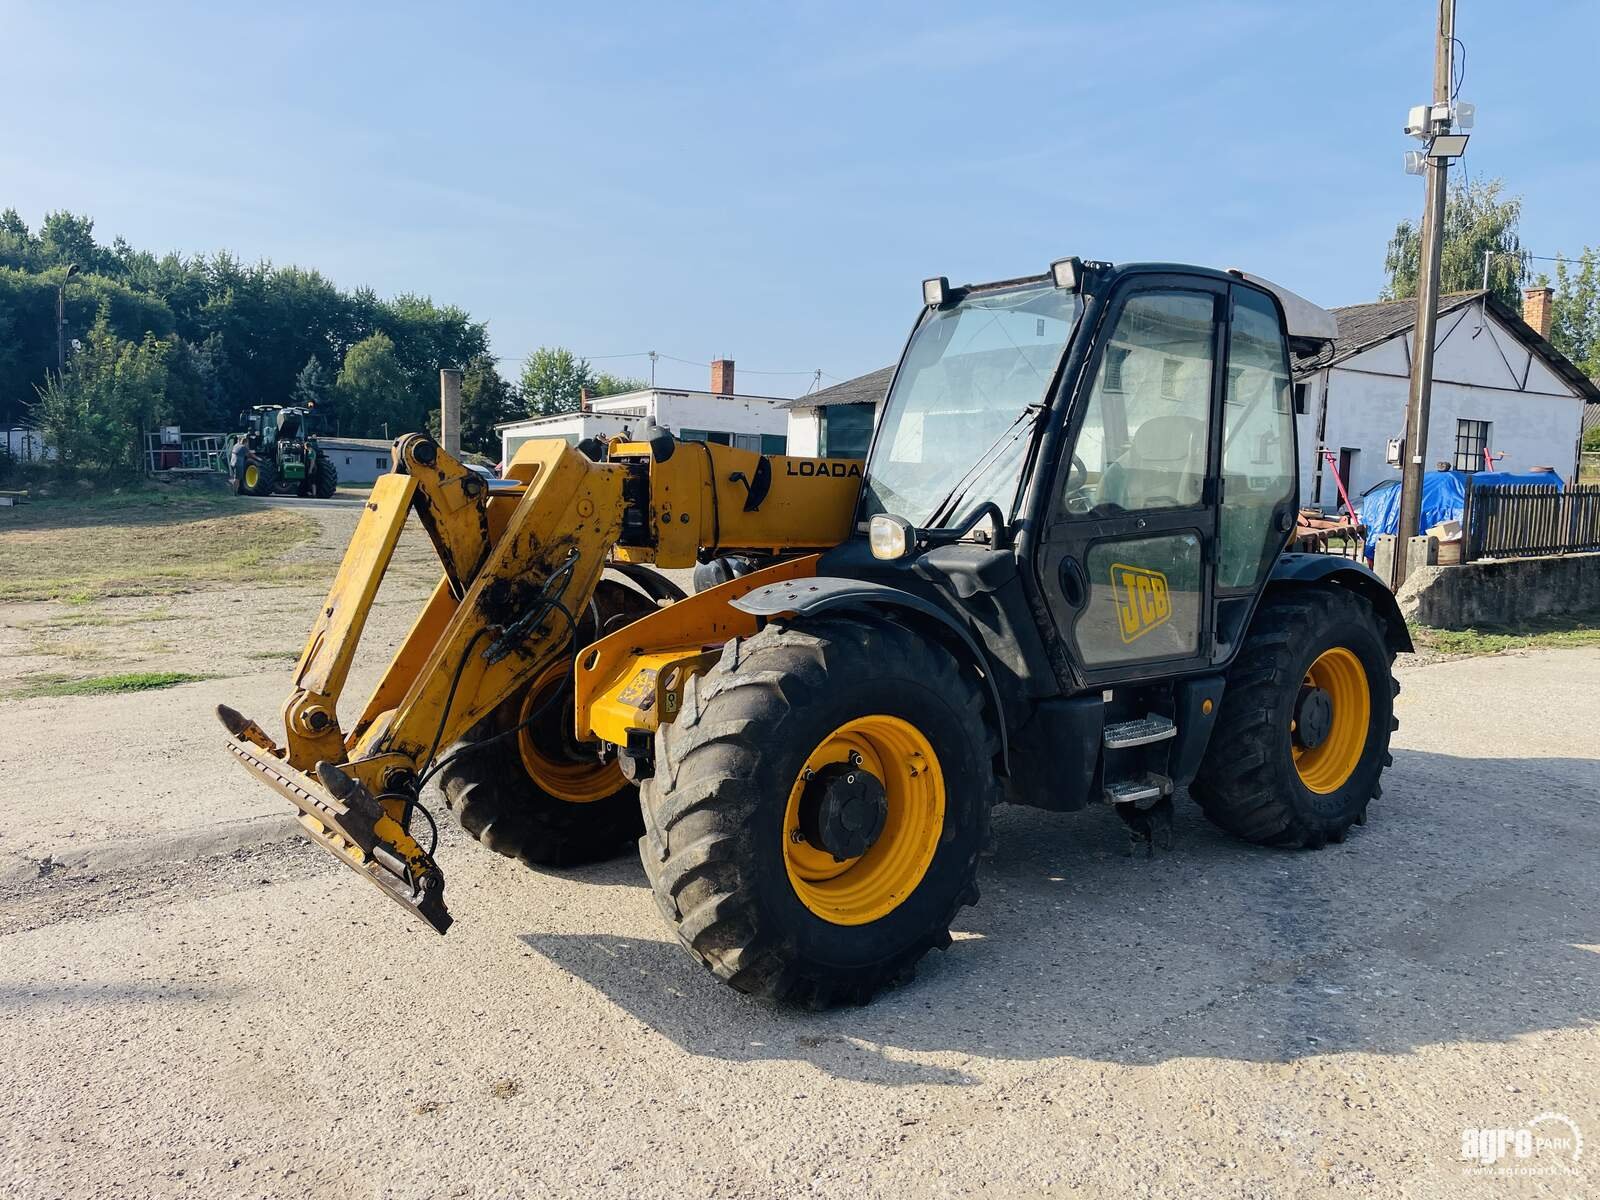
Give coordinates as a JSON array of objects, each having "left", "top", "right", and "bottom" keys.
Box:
[
  {"left": 519, "top": 347, "right": 592, "bottom": 416},
  {"left": 32, "top": 305, "right": 171, "bottom": 475},
  {"left": 0, "top": 208, "right": 39, "bottom": 270},
  {"left": 590, "top": 371, "right": 648, "bottom": 397},
  {"left": 334, "top": 332, "right": 410, "bottom": 438},
  {"left": 1535, "top": 248, "right": 1599, "bottom": 378},
  {"left": 1383, "top": 177, "right": 1525, "bottom": 309},
  {"left": 37, "top": 211, "right": 110, "bottom": 274},
  {"left": 0, "top": 265, "right": 176, "bottom": 426},
  {"left": 0, "top": 207, "right": 493, "bottom": 436},
  {"left": 292, "top": 356, "right": 328, "bottom": 407},
  {"left": 166, "top": 333, "right": 231, "bottom": 430},
  {"left": 459, "top": 357, "right": 518, "bottom": 455}
]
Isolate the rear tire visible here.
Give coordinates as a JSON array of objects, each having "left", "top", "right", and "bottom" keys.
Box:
[
  {"left": 435, "top": 580, "right": 658, "bottom": 867},
  {"left": 640, "top": 615, "right": 998, "bottom": 1006},
  {"left": 1190, "top": 586, "right": 1397, "bottom": 849}
]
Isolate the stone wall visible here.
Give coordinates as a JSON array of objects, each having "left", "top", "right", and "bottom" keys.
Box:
[{"left": 1397, "top": 552, "right": 1600, "bottom": 629}]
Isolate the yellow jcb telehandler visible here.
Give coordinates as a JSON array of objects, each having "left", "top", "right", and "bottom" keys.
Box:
[{"left": 221, "top": 258, "right": 1409, "bottom": 1006}]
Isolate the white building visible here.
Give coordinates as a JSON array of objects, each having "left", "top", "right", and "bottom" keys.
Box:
[
  {"left": 497, "top": 359, "right": 791, "bottom": 467},
  {"left": 1295, "top": 286, "right": 1598, "bottom": 506},
  {"left": 783, "top": 367, "right": 890, "bottom": 459},
  {"left": 317, "top": 436, "right": 395, "bottom": 485}
]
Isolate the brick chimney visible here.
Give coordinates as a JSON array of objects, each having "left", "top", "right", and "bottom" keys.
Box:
[
  {"left": 710, "top": 358, "right": 735, "bottom": 396},
  {"left": 579, "top": 386, "right": 590, "bottom": 412},
  {"left": 1523, "top": 286, "right": 1554, "bottom": 340}
]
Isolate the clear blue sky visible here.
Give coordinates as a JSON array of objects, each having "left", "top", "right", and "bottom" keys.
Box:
[{"left": 3, "top": 1, "right": 1596, "bottom": 396}]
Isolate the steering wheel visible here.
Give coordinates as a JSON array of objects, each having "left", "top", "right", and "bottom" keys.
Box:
[
  {"left": 1063, "top": 453, "right": 1088, "bottom": 491},
  {"left": 1062, "top": 455, "right": 1097, "bottom": 515}
]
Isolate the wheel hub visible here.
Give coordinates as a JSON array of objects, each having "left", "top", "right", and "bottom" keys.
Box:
[
  {"left": 798, "top": 761, "right": 888, "bottom": 863},
  {"left": 1294, "top": 685, "right": 1334, "bottom": 750}
]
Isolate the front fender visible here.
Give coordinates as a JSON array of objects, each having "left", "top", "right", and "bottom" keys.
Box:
[
  {"left": 731, "top": 577, "right": 1010, "bottom": 774},
  {"left": 1267, "top": 553, "right": 1414, "bottom": 654}
]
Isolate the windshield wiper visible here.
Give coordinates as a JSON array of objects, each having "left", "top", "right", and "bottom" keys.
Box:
[{"left": 922, "top": 403, "right": 1043, "bottom": 533}]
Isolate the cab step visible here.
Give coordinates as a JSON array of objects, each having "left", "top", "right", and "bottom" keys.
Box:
[
  {"left": 1104, "top": 773, "right": 1172, "bottom": 806},
  {"left": 1102, "top": 713, "right": 1176, "bottom": 750}
]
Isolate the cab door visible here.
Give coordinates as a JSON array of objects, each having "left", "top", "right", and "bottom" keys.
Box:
[{"left": 1038, "top": 276, "right": 1226, "bottom": 686}]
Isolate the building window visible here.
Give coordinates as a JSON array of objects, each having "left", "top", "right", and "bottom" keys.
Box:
[
  {"left": 1293, "top": 382, "right": 1308, "bottom": 414},
  {"left": 1104, "top": 347, "right": 1129, "bottom": 393},
  {"left": 819, "top": 404, "right": 874, "bottom": 459},
  {"left": 760, "top": 433, "right": 788, "bottom": 455},
  {"left": 1160, "top": 356, "right": 1181, "bottom": 400},
  {"left": 679, "top": 428, "right": 707, "bottom": 442},
  {"left": 678, "top": 429, "right": 732, "bottom": 446},
  {"left": 1454, "top": 419, "right": 1491, "bottom": 472}
]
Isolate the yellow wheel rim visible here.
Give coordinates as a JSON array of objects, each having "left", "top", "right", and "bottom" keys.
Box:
[
  {"left": 517, "top": 659, "right": 623, "bottom": 803},
  {"left": 782, "top": 715, "right": 944, "bottom": 926},
  {"left": 243, "top": 463, "right": 260, "bottom": 489},
  {"left": 1291, "top": 647, "right": 1370, "bottom": 794}
]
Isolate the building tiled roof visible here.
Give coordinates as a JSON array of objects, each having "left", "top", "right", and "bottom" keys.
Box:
[
  {"left": 1294, "top": 290, "right": 1600, "bottom": 404},
  {"left": 1290, "top": 292, "right": 1482, "bottom": 374},
  {"left": 784, "top": 365, "right": 895, "bottom": 409}
]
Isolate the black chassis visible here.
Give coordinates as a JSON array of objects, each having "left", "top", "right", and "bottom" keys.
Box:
[{"left": 734, "top": 262, "right": 1411, "bottom": 814}]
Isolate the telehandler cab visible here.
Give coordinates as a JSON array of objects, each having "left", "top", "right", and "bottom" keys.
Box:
[{"left": 221, "top": 259, "right": 1409, "bottom": 1006}]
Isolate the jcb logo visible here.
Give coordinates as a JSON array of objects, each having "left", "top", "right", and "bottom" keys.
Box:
[{"left": 1110, "top": 563, "right": 1171, "bottom": 643}]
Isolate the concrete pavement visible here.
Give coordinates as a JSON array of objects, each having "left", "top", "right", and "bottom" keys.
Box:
[{"left": 0, "top": 649, "right": 1596, "bottom": 1197}]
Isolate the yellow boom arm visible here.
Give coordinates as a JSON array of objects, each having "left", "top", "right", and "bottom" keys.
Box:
[{"left": 219, "top": 430, "right": 862, "bottom": 933}]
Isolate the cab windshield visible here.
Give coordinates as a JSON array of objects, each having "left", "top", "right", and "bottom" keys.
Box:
[{"left": 861, "top": 282, "right": 1079, "bottom": 527}]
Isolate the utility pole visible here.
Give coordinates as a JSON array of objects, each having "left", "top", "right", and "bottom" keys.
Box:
[
  {"left": 55, "top": 263, "right": 79, "bottom": 374},
  {"left": 1393, "top": 0, "right": 1457, "bottom": 589}
]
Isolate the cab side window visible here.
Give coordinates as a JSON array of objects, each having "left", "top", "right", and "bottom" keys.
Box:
[
  {"left": 1217, "top": 288, "right": 1296, "bottom": 589},
  {"left": 1062, "top": 292, "right": 1216, "bottom": 517}
]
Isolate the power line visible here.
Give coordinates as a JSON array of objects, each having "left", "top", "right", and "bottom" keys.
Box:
[{"left": 489, "top": 346, "right": 836, "bottom": 380}]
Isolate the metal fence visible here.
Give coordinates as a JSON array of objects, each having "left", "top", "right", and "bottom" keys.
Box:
[
  {"left": 1462, "top": 482, "right": 1600, "bottom": 561},
  {"left": 3, "top": 427, "right": 54, "bottom": 463},
  {"left": 143, "top": 431, "right": 228, "bottom": 474}
]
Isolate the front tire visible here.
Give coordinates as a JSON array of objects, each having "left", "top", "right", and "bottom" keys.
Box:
[
  {"left": 1191, "top": 586, "right": 1398, "bottom": 849},
  {"left": 435, "top": 580, "right": 658, "bottom": 866},
  {"left": 641, "top": 615, "right": 998, "bottom": 1006},
  {"left": 242, "top": 457, "right": 277, "bottom": 497}
]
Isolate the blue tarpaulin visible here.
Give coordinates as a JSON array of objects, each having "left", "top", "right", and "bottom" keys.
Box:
[{"left": 1357, "top": 470, "right": 1564, "bottom": 558}]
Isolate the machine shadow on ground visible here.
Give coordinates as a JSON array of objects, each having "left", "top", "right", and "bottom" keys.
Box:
[{"left": 521, "top": 748, "right": 1600, "bottom": 1084}]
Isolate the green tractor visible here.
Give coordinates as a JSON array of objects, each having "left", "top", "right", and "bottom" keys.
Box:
[{"left": 225, "top": 404, "right": 339, "bottom": 498}]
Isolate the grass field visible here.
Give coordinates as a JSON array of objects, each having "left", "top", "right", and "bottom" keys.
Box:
[
  {"left": 1412, "top": 610, "right": 1600, "bottom": 656},
  {"left": 3, "top": 670, "right": 213, "bottom": 700},
  {"left": 0, "top": 487, "right": 318, "bottom": 602}
]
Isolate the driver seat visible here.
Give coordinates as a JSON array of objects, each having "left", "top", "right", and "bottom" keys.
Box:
[{"left": 1102, "top": 415, "right": 1207, "bottom": 510}]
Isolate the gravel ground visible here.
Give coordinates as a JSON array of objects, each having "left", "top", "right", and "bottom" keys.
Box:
[{"left": 0, "top": 496, "right": 1596, "bottom": 1198}]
